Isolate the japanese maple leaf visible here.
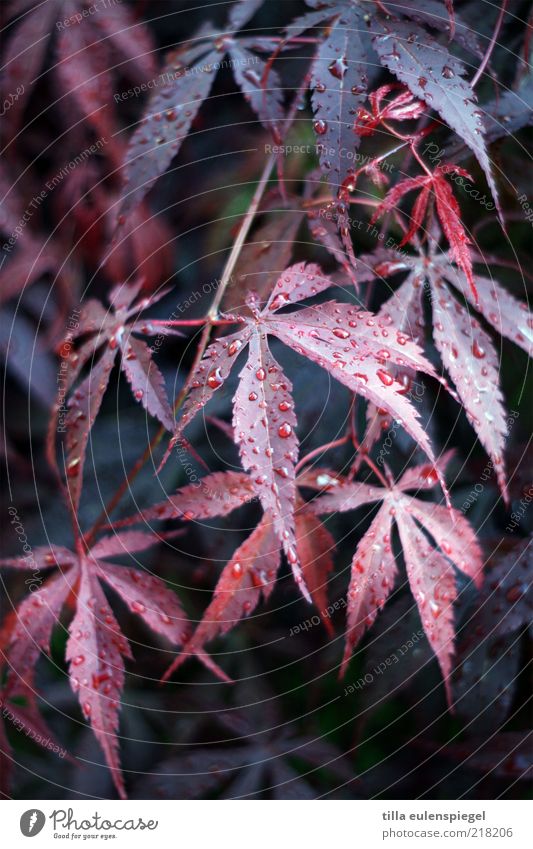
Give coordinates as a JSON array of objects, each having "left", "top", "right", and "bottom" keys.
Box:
[
  {"left": 309, "top": 454, "right": 483, "bottom": 703},
  {"left": 0, "top": 530, "right": 190, "bottom": 798},
  {"left": 371, "top": 164, "right": 478, "bottom": 301},
  {"left": 2, "top": 0, "right": 156, "bottom": 149},
  {"left": 168, "top": 262, "right": 447, "bottom": 593},
  {"left": 366, "top": 244, "right": 533, "bottom": 497},
  {"left": 118, "top": 13, "right": 285, "bottom": 218},
  {"left": 51, "top": 280, "right": 178, "bottom": 512},
  {"left": 372, "top": 17, "right": 501, "bottom": 220},
  {"left": 354, "top": 83, "right": 425, "bottom": 136},
  {"left": 113, "top": 470, "right": 338, "bottom": 679}
]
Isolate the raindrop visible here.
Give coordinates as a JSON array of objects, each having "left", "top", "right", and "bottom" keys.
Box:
[
  {"left": 328, "top": 56, "right": 348, "bottom": 79},
  {"left": 377, "top": 369, "right": 394, "bottom": 386},
  {"left": 207, "top": 368, "right": 224, "bottom": 389}
]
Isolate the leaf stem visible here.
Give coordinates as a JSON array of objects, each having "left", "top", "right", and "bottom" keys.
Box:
[{"left": 471, "top": 0, "right": 508, "bottom": 88}]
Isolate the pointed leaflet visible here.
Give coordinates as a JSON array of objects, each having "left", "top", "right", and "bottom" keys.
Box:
[
  {"left": 64, "top": 344, "right": 116, "bottom": 513},
  {"left": 229, "top": 43, "right": 284, "bottom": 133},
  {"left": 341, "top": 503, "right": 396, "bottom": 675},
  {"left": 429, "top": 273, "right": 508, "bottom": 496},
  {"left": 163, "top": 514, "right": 280, "bottom": 681},
  {"left": 393, "top": 452, "right": 455, "bottom": 494},
  {"left": 295, "top": 509, "right": 336, "bottom": 635},
  {"left": 115, "top": 472, "right": 256, "bottom": 526},
  {"left": 395, "top": 507, "right": 456, "bottom": 704},
  {"left": 119, "top": 51, "right": 219, "bottom": 218},
  {"left": 118, "top": 334, "right": 175, "bottom": 431},
  {"left": 265, "top": 301, "right": 439, "bottom": 466},
  {"left": 359, "top": 265, "right": 426, "bottom": 458},
  {"left": 6, "top": 569, "right": 75, "bottom": 691},
  {"left": 402, "top": 497, "right": 483, "bottom": 586},
  {"left": 228, "top": 0, "right": 265, "bottom": 29},
  {"left": 398, "top": 0, "right": 482, "bottom": 56},
  {"left": 176, "top": 326, "right": 252, "bottom": 437},
  {"left": 264, "top": 261, "right": 335, "bottom": 311},
  {"left": 233, "top": 330, "right": 305, "bottom": 592},
  {"left": 308, "top": 479, "right": 385, "bottom": 516},
  {"left": 56, "top": 12, "right": 118, "bottom": 146},
  {"left": 96, "top": 562, "right": 190, "bottom": 645},
  {"left": 0, "top": 0, "right": 59, "bottom": 142},
  {"left": 91, "top": 1, "right": 157, "bottom": 85},
  {"left": 66, "top": 563, "right": 131, "bottom": 799},
  {"left": 442, "top": 265, "right": 533, "bottom": 356},
  {"left": 90, "top": 530, "right": 172, "bottom": 559},
  {"left": 310, "top": 9, "right": 368, "bottom": 191},
  {"left": 378, "top": 266, "right": 426, "bottom": 344},
  {"left": 433, "top": 166, "right": 477, "bottom": 300},
  {"left": 372, "top": 19, "right": 500, "bottom": 217},
  {"left": 0, "top": 544, "right": 75, "bottom": 571}
]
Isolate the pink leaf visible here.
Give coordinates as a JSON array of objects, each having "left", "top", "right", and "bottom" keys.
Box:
[
  {"left": 163, "top": 514, "right": 280, "bottom": 681},
  {"left": 396, "top": 508, "right": 456, "bottom": 705},
  {"left": 372, "top": 19, "right": 500, "bottom": 218},
  {"left": 445, "top": 267, "right": 533, "bottom": 356},
  {"left": 341, "top": 504, "right": 396, "bottom": 676},
  {"left": 64, "top": 344, "right": 117, "bottom": 512},
  {"left": 176, "top": 327, "right": 252, "bottom": 436},
  {"left": 7, "top": 569, "right": 75, "bottom": 691},
  {"left": 430, "top": 274, "right": 508, "bottom": 496},
  {"left": 401, "top": 497, "right": 483, "bottom": 586},
  {"left": 116, "top": 472, "right": 257, "bottom": 525},
  {"left": 119, "top": 50, "right": 219, "bottom": 218},
  {"left": 0, "top": 544, "right": 75, "bottom": 571},
  {"left": 310, "top": 9, "right": 368, "bottom": 192},
  {"left": 295, "top": 510, "right": 336, "bottom": 635},
  {"left": 233, "top": 330, "right": 305, "bottom": 593},
  {"left": 229, "top": 43, "right": 284, "bottom": 133},
  {"left": 266, "top": 302, "right": 439, "bottom": 466},
  {"left": 90, "top": 530, "right": 165, "bottom": 560},
  {"left": 97, "top": 563, "right": 190, "bottom": 645},
  {"left": 433, "top": 169, "right": 477, "bottom": 301},
  {"left": 119, "top": 334, "right": 175, "bottom": 432},
  {"left": 264, "top": 262, "right": 335, "bottom": 311},
  {"left": 66, "top": 564, "right": 131, "bottom": 799}
]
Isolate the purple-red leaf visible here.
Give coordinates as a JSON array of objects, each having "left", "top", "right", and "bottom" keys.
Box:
[
  {"left": 372, "top": 19, "right": 500, "bottom": 218},
  {"left": 119, "top": 50, "right": 219, "bottom": 218},
  {"left": 396, "top": 507, "right": 456, "bottom": 704},
  {"left": 295, "top": 509, "right": 336, "bottom": 635},
  {"left": 341, "top": 504, "right": 396, "bottom": 676},
  {"left": 163, "top": 514, "right": 280, "bottom": 681},
  {"left": 429, "top": 274, "right": 508, "bottom": 496},
  {"left": 66, "top": 563, "right": 131, "bottom": 799},
  {"left": 97, "top": 562, "right": 190, "bottom": 646},
  {"left": 310, "top": 9, "right": 368, "bottom": 192},
  {"left": 118, "top": 334, "right": 175, "bottom": 431},
  {"left": 233, "top": 330, "right": 304, "bottom": 592}
]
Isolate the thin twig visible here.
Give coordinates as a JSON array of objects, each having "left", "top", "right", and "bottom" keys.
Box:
[{"left": 471, "top": 0, "right": 508, "bottom": 88}]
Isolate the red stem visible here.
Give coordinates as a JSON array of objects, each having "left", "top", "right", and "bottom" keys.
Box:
[
  {"left": 295, "top": 436, "right": 350, "bottom": 474},
  {"left": 151, "top": 318, "right": 241, "bottom": 328}
]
